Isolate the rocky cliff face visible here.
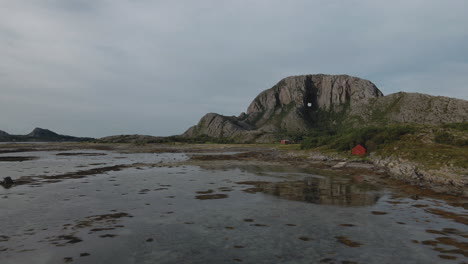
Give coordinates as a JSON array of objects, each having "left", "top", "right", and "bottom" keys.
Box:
[
  {"left": 184, "top": 113, "right": 255, "bottom": 138},
  {"left": 245, "top": 74, "right": 383, "bottom": 131},
  {"left": 247, "top": 74, "right": 383, "bottom": 126},
  {"left": 183, "top": 74, "right": 468, "bottom": 142}
]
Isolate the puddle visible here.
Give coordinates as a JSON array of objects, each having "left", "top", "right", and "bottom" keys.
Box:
[{"left": 236, "top": 177, "right": 380, "bottom": 206}]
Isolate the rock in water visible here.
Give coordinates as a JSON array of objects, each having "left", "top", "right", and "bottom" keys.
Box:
[
  {"left": 333, "top": 162, "right": 348, "bottom": 168},
  {"left": 2, "top": 177, "right": 15, "bottom": 185}
]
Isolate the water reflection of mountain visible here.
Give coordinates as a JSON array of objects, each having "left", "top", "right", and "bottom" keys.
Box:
[{"left": 256, "top": 177, "right": 380, "bottom": 206}]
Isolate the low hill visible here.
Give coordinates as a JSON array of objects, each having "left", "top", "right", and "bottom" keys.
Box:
[
  {"left": 0, "top": 128, "right": 94, "bottom": 142},
  {"left": 96, "top": 134, "right": 168, "bottom": 144},
  {"left": 0, "top": 130, "right": 10, "bottom": 137}
]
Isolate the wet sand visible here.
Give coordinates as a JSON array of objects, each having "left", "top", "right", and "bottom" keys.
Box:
[{"left": 0, "top": 144, "right": 467, "bottom": 263}]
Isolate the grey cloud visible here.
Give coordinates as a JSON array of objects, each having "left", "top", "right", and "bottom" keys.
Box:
[{"left": 0, "top": 0, "right": 467, "bottom": 137}]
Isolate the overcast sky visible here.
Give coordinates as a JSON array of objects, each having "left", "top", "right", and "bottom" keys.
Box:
[{"left": 1, "top": 0, "right": 467, "bottom": 137}]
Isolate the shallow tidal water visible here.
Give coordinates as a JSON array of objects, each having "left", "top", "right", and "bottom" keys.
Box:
[{"left": 1, "top": 150, "right": 467, "bottom": 264}]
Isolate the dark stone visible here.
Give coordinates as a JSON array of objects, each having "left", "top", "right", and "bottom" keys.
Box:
[{"left": 2, "top": 177, "right": 14, "bottom": 185}]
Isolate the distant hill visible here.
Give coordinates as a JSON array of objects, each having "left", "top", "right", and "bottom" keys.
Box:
[
  {"left": 26, "top": 127, "right": 60, "bottom": 138},
  {"left": 97, "top": 134, "right": 167, "bottom": 144},
  {"left": 183, "top": 74, "right": 468, "bottom": 143},
  {"left": 0, "top": 130, "right": 10, "bottom": 137},
  {"left": 0, "top": 128, "right": 94, "bottom": 142}
]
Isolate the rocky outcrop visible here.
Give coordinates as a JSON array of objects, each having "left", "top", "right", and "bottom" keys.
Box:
[
  {"left": 371, "top": 155, "right": 468, "bottom": 196},
  {"left": 183, "top": 74, "right": 468, "bottom": 143},
  {"left": 0, "top": 128, "right": 94, "bottom": 142},
  {"left": 184, "top": 113, "right": 255, "bottom": 138},
  {"left": 245, "top": 74, "right": 383, "bottom": 131}
]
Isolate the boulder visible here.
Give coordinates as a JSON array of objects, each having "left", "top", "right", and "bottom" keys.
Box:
[{"left": 1, "top": 177, "right": 15, "bottom": 185}]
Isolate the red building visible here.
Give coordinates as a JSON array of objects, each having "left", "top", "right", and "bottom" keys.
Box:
[
  {"left": 351, "top": 144, "right": 366, "bottom": 155},
  {"left": 281, "top": 140, "right": 291, "bottom": 145}
]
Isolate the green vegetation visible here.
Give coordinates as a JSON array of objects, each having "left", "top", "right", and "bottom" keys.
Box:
[
  {"left": 165, "top": 135, "right": 236, "bottom": 144},
  {"left": 306, "top": 102, "right": 351, "bottom": 131},
  {"left": 435, "top": 122, "right": 468, "bottom": 146},
  {"left": 300, "top": 124, "right": 416, "bottom": 151},
  {"left": 434, "top": 132, "right": 454, "bottom": 145},
  {"left": 301, "top": 122, "right": 468, "bottom": 151},
  {"left": 299, "top": 122, "right": 468, "bottom": 172},
  {"left": 385, "top": 141, "right": 468, "bottom": 170},
  {"left": 442, "top": 122, "right": 468, "bottom": 132},
  {"left": 368, "top": 93, "right": 404, "bottom": 124}
]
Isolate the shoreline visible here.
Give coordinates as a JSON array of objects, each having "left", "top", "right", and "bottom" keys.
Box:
[{"left": 0, "top": 142, "right": 466, "bottom": 204}]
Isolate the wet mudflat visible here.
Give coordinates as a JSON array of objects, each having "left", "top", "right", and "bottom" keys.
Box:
[{"left": 0, "top": 148, "right": 467, "bottom": 264}]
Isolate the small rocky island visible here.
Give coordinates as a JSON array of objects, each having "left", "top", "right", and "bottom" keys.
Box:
[{"left": 0, "top": 128, "right": 94, "bottom": 142}]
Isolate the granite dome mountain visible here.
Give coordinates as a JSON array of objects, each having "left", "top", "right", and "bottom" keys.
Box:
[{"left": 183, "top": 74, "right": 468, "bottom": 143}]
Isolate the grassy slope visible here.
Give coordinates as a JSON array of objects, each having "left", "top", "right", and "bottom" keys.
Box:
[{"left": 297, "top": 123, "right": 468, "bottom": 187}]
